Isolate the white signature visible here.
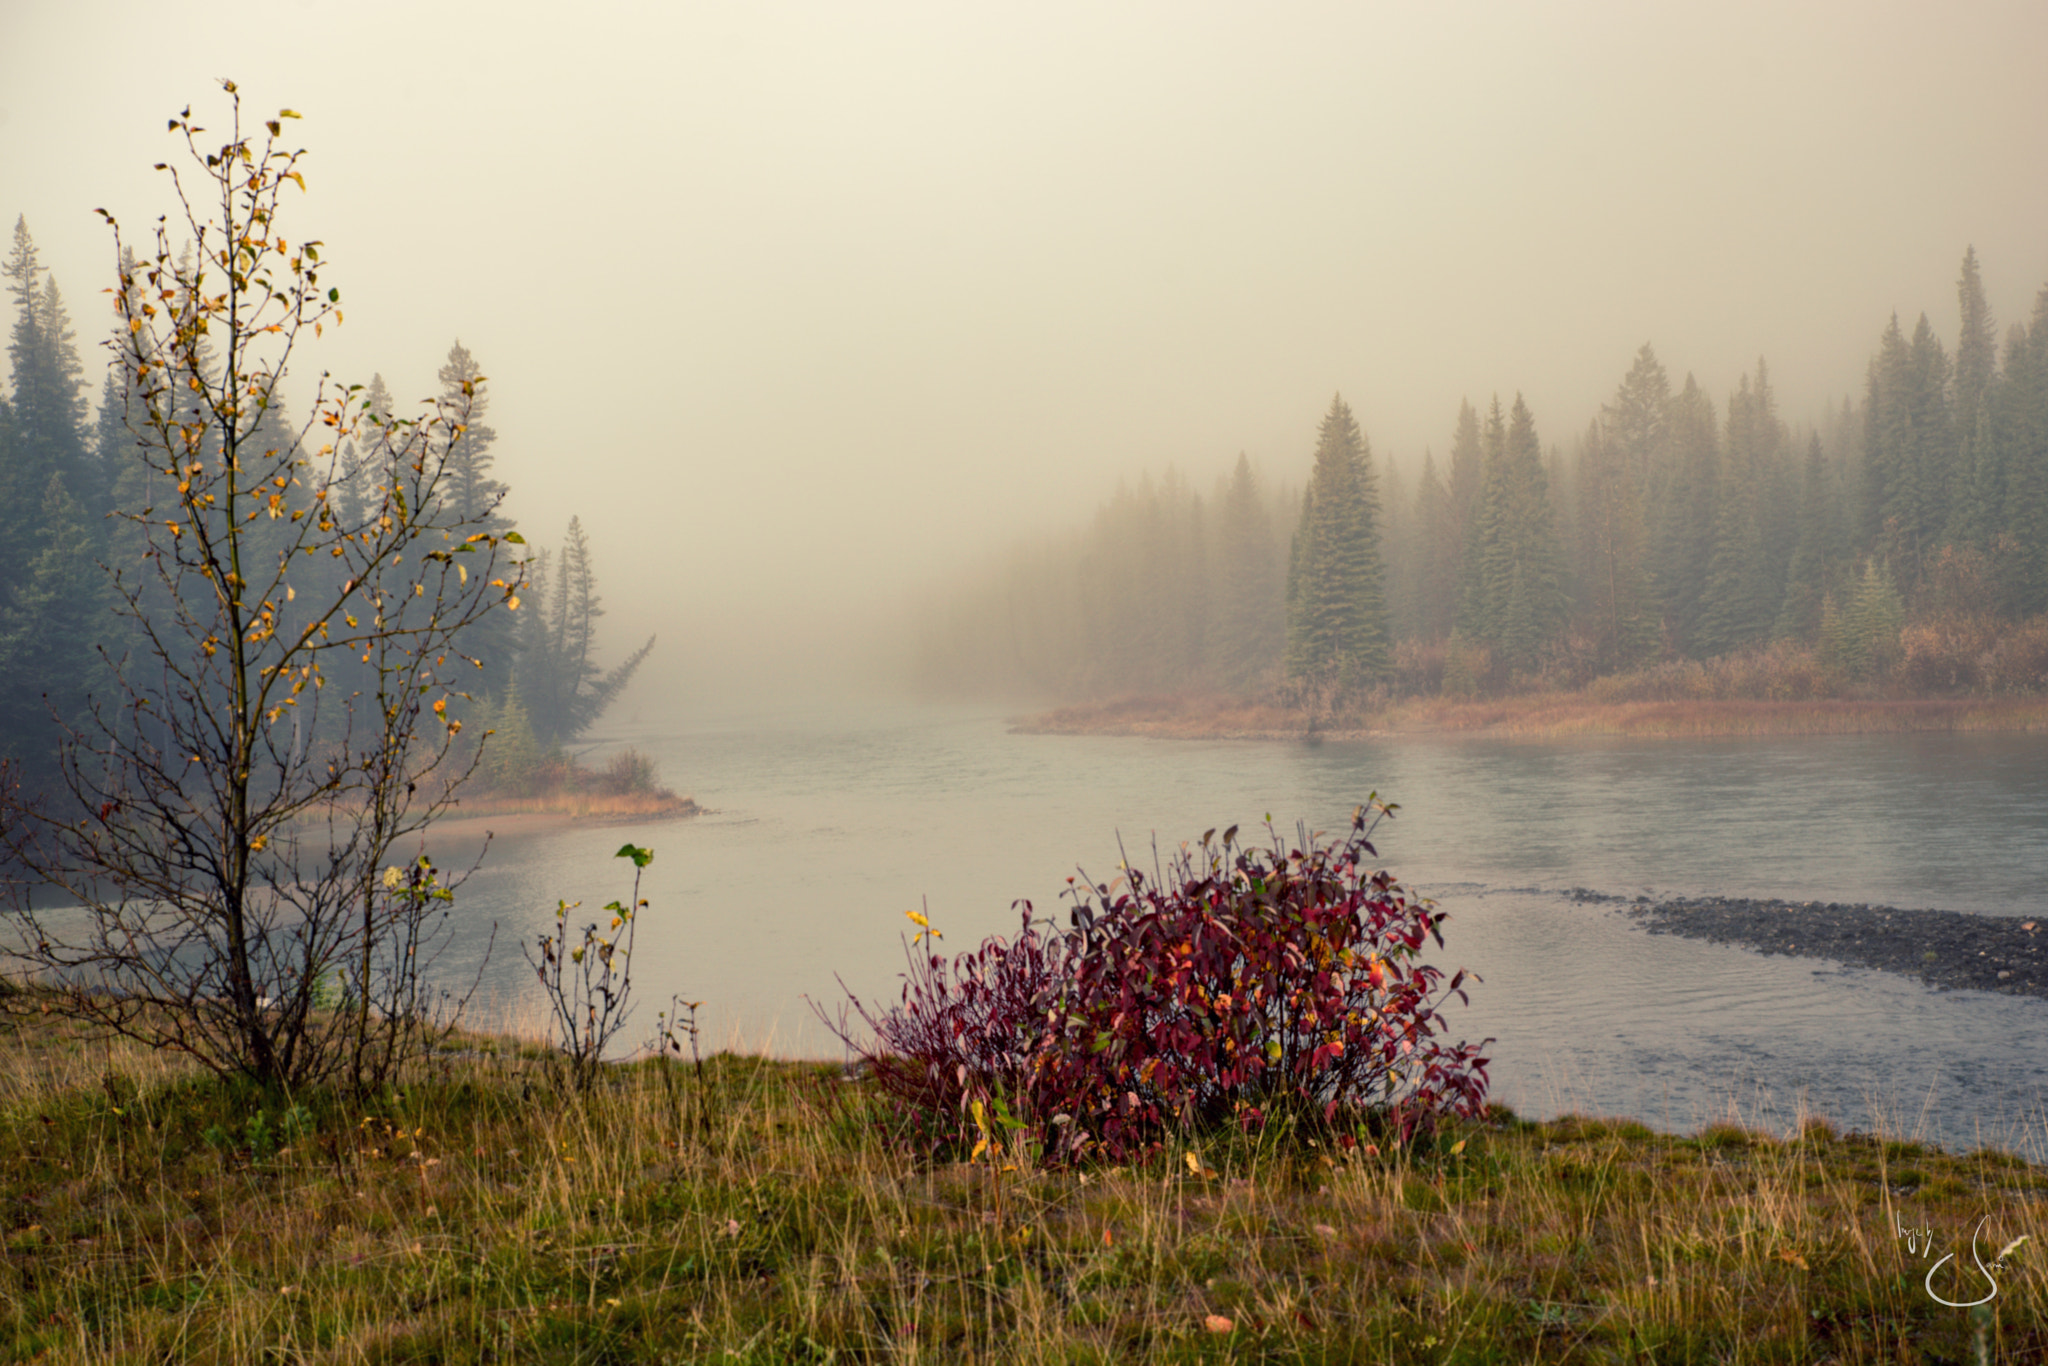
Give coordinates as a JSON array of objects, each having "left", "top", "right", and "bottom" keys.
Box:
[{"left": 1898, "top": 1216, "right": 2029, "bottom": 1308}]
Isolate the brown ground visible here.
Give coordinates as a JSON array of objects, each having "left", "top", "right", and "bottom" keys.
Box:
[{"left": 1012, "top": 692, "right": 2048, "bottom": 741}]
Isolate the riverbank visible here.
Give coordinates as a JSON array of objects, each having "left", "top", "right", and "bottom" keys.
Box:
[
  {"left": 1576, "top": 890, "right": 2047, "bottom": 1000},
  {"left": 431, "top": 789, "right": 702, "bottom": 828},
  {"left": 1015, "top": 691, "right": 2048, "bottom": 740},
  {"left": 3, "top": 1003, "right": 2042, "bottom": 1361}
]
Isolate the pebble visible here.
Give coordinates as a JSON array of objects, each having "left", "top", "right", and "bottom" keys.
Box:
[{"left": 1564, "top": 888, "right": 2046, "bottom": 1000}]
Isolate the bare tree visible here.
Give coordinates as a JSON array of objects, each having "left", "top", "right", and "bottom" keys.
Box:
[{"left": 0, "top": 82, "right": 524, "bottom": 1091}]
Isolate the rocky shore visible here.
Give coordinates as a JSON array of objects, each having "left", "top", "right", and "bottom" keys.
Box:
[{"left": 1568, "top": 889, "right": 2046, "bottom": 1000}]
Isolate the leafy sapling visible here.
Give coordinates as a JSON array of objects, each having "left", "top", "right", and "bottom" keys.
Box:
[{"left": 528, "top": 843, "right": 653, "bottom": 1090}]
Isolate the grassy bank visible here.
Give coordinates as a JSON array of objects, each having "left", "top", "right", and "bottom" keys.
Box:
[
  {"left": 1017, "top": 692, "right": 2048, "bottom": 741},
  {"left": 2, "top": 1003, "right": 2042, "bottom": 1361}
]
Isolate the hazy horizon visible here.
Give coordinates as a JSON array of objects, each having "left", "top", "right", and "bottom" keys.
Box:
[{"left": 6, "top": 0, "right": 2048, "bottom": 713}]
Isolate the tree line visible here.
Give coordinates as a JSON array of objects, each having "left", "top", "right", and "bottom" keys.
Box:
[
  {"left": 917, "top": 247, "right": 2048, "bottom": 703},
  {"left": 0, "top": 217, "right": 651, "bottom": 788}
]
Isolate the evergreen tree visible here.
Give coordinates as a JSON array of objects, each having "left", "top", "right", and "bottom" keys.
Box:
[
  {"left": 436, "top": 341, "right": 508, "bottom": 526},
  {"left": 1284, "top": 394, "right": 1390, "bottom": 682},
  {"left": 1697, "top": 366, "right": 1782, "bottom": 655},
  {"left": 517, "top": 516, "right": 655, "bottom": 746},
  {"left": 2, "top": 219, "right": 91, "bottom": 591},
  {"left": 429, "top": 349, "right": 522, "bottom": 700},
  {"left": 1380, "top": 452, "right": 1410, "bottom": 638},
  {"left": 1463, "top": 395, "right": 1567, "bottom": 675},
  {"left": 1997, "top": 292, "right": 2048, "bottom": 618},
  {"left": 1573, "top": 417, "right": 1656, "bottom": 668},
  {"left": 1949, "top": 247, "right": 1999, "bottom": 546},
  {"left": 1864, "top": 313, "right": 1953, "bottom": 598},
  {"left": 1775, "top": 433, "right": 1838, "bottom": 640},
  {"left": 1652, "top": 375, "right": 1720, "bottom": 654},
  {"left": 1606, "top": 343, "right": 1673, "bottom": 496},
  {"left": 1211, "top": 453, "right": 1283, "bottom": 688},
  {"left": 1444, "top": 400, "right": 1482, "bottom": 609},
  {"left": 1409, "top": 449, "right": 1459, "bottom": 642},
  {"left": 0, "top": 473, "right": 105, "bottom": 769},
  {"left": 1820, "top": 559, "right": 1905, "bottom": 679}
]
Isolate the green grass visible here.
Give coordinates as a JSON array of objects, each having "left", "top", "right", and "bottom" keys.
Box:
[{"left": 2, "top": 1001, "right": 2043, "bottom": 1362}]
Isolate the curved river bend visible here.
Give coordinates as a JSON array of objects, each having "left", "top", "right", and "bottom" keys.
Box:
[{"left": 429, "top": 703, "right": 2048, "bottom": 1159}]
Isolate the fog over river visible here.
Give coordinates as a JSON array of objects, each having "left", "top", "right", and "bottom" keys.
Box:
[{"left": 432, "top": 705, "right": 2048, "bottom": 1159}]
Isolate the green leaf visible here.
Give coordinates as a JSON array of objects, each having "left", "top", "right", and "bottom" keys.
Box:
[
  {"left": 327, "top": 287, "right": 339, "bottom": 302},
  {"left": 616, "top": 844, "right": 653, "bottom": 868},
  {"left": 503, "top": 531, "right": 526, "bottom": 544}
]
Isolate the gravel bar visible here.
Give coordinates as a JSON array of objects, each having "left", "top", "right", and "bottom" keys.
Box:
[{"left": 1566, "top": 889, "right": 2047, "bottom": 1001}]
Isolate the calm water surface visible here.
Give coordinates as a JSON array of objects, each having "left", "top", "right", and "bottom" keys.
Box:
[{"left": 429, "top": 702, "right": 2048, "bottom": 1157}]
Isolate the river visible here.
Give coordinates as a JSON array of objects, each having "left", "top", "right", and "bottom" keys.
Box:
[{"left": 427, "top": 701, "right": 2048, "bottom": 1159}]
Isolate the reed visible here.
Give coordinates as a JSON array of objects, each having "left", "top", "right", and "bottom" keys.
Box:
[{"left": 2, "top": 994, "right": 2041, "bottom": 1361}]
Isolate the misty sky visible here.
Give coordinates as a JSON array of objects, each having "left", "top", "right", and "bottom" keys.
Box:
[{"left": 5, "top": 1, "right": 2047, "bottom": 709}]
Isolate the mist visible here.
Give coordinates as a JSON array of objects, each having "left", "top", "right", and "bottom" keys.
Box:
[{"left": 5, "top": 1, "right": 2048, "bottom": 711}]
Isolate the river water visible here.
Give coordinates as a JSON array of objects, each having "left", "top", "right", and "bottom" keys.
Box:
[{"left": 428, "top": 702, "right": 2048, "bottom": 1158}]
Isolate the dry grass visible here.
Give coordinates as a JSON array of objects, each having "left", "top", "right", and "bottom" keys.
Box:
[{"left": 2, "top": 991, "right": 2043, "bottom": 1362}]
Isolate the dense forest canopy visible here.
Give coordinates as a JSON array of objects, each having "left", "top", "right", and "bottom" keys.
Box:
[
  {"left": 0, "top": 217, "right": 652, "bottom": 791},
  {"left": 915, "top": 247, "right": 2048, "bottom": 706}
]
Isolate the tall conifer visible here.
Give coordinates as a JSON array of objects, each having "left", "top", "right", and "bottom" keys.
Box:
[{"left": 1284, "top": 394, "right": 1390, "bottom": 681}]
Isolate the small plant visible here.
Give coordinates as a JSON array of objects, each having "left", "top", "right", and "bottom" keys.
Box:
[
  {"left": 528, "top": 843, "right": 653, "bottom": 1090},
  {"left": 829, "top": 801, "right": 1492, "bottom": 1165},
  {"left": 202, "top": 1102, "right": 313, "bottom": 1164}
]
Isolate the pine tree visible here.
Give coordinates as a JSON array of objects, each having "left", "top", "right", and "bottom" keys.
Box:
[
  {"left": 1652, "top": 375, "right": 1720, "bottom": 654},
  {"left": 1462, "top": 395, "right": 1567, "bottom": 675},
  {"left": 436, "top": 341, "right": 507, "bottom": 527},
  {"left": 1697, "top": 367, "right": 1782, "bottom": 655},
  {"left": 1949, "top": 246, "right": 1999, "bottom": 547},
  {"left": 0, "top": 473, "right": 106, "bottom": 769},
  {"left": 1997, "top": 291, "right": 2048, "bottom": 618},
  {"left": 1284, "top": 394, "right": 1390, "bottom": 683},
  {"left": 1606, "top": 344, "right": 1673, "bottom": 496},
  {"left": 517, "top": 516, "right": 655, "bottom": 746},
  {"left": 1864, "top": 313, "right": 1953, "bottom": 598},
  {"left": 1573, "top": 417, "right": 1656, "bottom": 668},
  {"left": 1775, "top": 434, "right": 1837, "bottom": 640},
  {"left": 430, "top": 348, "right": 521, "bottom": 699},
  {"left": 1409, "top": 449, "right": 1459, "bottom": 642},
  {"left": 1211, "top": 453, "right": 1283, "bottom": 689},
  {"left": 2, "top": 219, "right": 91, "bottom": 591}
]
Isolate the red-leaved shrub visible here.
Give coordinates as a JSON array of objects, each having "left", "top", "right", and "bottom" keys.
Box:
[{"left": 827, "top": 805, "right": 1491, "bottom": 1165}]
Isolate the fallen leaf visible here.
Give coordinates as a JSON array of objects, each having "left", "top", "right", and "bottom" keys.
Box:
[
  {"left": 1204, "top": 1314, "right": 1234, "bottom": 1334},
  {"left": 1311, "top": 1223, "right": 1338, "bottom": 1240}
]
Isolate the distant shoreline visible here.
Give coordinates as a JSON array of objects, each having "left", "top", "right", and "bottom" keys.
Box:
[
  {"left": 422, "top": 794, "right": 703, "bottom": 844},
  {"left": 1011, "top": 692, "right": 2048, "bottom": 741}
]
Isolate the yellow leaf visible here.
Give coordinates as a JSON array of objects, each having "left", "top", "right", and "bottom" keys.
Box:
[
  {"left": 250, "top": 834, "right": 268, "bottom": 852},
  {"left": 506, "top": 594, "right": 520, "bottom": 611},
  {"left": 1185, "top": 1151, "right": 1201, "bottom": 1175},
  {"left": 905, "top": 909, "right": 929, "bottom": 928},
  {"left": 1449, "top": 1140, "right": 1466, "bottom": 1156}
]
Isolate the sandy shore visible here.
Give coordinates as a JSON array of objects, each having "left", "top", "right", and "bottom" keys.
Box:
[{"left": 416, "top": 798, "right": 704, "bottom": 845}]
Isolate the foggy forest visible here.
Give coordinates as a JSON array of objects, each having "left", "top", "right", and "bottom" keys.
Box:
[
  {"left": 2, "top": 3, "right": 2047, "bottom": 1360},
  {"left": 916, "top": 250, "right": 2048, "bottom": 713}
]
